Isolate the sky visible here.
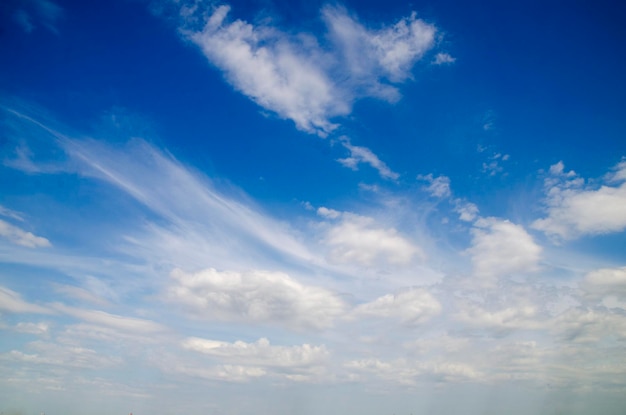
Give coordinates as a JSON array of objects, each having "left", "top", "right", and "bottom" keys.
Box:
[{"left": 1, "top": 0, "right": 626, "bottom": 414}]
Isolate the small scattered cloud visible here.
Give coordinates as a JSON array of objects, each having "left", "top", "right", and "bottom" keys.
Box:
[
  {"left": 432, "top": 52, "right": 455, "bottom": 65},
  {"left": 417, "top": 173, "right": 451, "bottom": 198},
  {"left": 481, "top": 153, "right": 509, "bottom": 176},
  {"left": 337, "top": 137, "right": 399, "bottom": 180},
  {"left": 532, "top": 159, "right": 626, "bottom": 240}
]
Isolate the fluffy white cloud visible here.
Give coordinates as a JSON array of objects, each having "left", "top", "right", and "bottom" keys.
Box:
[
  {"left": 350, "top": 288, "right": 441, "bottom": 325},
  {"left": 337, "top": 137, "right": 399, "bottom": 180},
  {"left": 168, "top": 268, "right": 346, "bottom": 330},
  {"left": 324, "top": 213, "right": 422, "bottom": 266},
  {"left": 185, "top": 5, "right": 345, "bottom": 135},
  {"left": 532, "top": 160, "right": 626, "bottom": 239},
  {"left": 0, "top": 219, "right": 50, "bottom": 248},
  {"left": 417, "top": 173, "right": 451, "bottom": 198},
  {"left": 182, "top": 337, "right": 328, "bottom": 368},
  {"left": 181, "top": 4, "right": 438, "bottom": 135},
  {"left": 455, "top": 201, "right": 479, "bottom": 222},
  {"left": 467, "top": 217, "right": 542, "bottom": 282}
]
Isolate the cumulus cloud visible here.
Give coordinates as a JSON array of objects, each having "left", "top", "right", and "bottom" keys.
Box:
[
  {"left": 168, "top": 268, "right": 346, "bottom": 330},
  {"left": 337, "top": 137, "right": 399, "bottom": 180},
  {"left": 532, "top": 160, "right": 626, "bottom": 239},
  {"left": 467, "top": 217, "right": 542, "bottom": 282},
  {"left": 350, "top": 288, "right": 441, "bottom": 325},
  {"left": 417, "top": 173, "right": 451, "bottom": 198},
  {"left": 323, "top": 212, "right": 422, "bottom": 266},
  {"left": 0, "top": 219, "right": 51, "bottom": 248},
  {"left": 180, "top": 4, "right": 438, "bottom": 135}
]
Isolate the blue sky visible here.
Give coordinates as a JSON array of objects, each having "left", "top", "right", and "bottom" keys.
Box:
[{"left": 1, "top": 0, "right": 626, "bottom": 414}]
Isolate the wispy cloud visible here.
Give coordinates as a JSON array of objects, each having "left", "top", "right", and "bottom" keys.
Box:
[
  {"left": 337, "top": 137, "right": 399, "bottom": 180},
  {"left": 11, "top": 0, "right": 63, "bottom": 34}
]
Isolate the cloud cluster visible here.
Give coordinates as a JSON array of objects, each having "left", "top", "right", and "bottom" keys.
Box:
[
  {"left": 532, "top": 160, "right": 626, "bottom": 239},
  {"left": 168, "top": 268, "right": 346, "bottom": 330},
  {"left": 182, "top": 4, "right": 439, "bottom": 135}
]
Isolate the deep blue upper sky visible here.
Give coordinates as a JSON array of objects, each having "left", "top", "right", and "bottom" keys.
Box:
[{"left": 1, "top": 1, "right": 626, "bottom": 414}]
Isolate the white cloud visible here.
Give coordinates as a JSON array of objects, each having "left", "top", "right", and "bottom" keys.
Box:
[
  {"left": 168, "top": 268, "right": 346, "bottom": 330},
  {"left": 467, "top": 217, "right": 542, "bottom": 282},
  {"left": 345, "top": 357, "right": 481, "bottom": 385},
  {"left": 0, "top": 219, "right": 51, "bottom": 248},
  {"left": 432, "top": 52, "right": 455, "bottom": 65},
  {"left": 0, "top": 286, "right": 51, "bottom": 314},
  {"left": 532, "top": 160, "right": 626, "bottom": 239},
  {"left": 14, "top": 322, "right": 50, "bottom": 335},
  {"left": 0, "top": 205, "right": 24, "bottom": 222},
  {"left": 182, "top": 337, "right": 328, "bottom": 368},
  {"left": 350, "top": 288, "right": 441, "bottom": 325},
  {"left": 417, "top": 173, "right": 451, "bottom": 198},
  {"left": 317, "top": 206, "right": 341, "bottom": 219},
  {"left": 337, "top": 137, "right": 399, "bottom": 180},
  {"left": 180, "top": 4, "right": 438, "bottom": 135},
  {"left": 581, "top": 267, "right": 626, "bottom": 303},
  {"left": 322, "top": 6, "right": 436, "bottom": 84},
  {"left": 50, "top": 303, "right": 165, "bottom": 334},
  {"left": 324, "top": 213, "right": 422, "bottom": 266},
  {"left": 551, "top": 308, "right": 626, "bottom": 343},
  {"left": 1, "top": 341, "right": 121, "bottom": 369},
  {"left": 454, "top": 201, "right": 479, "bottom": 222},
  {"left": 456, "top": 301, "right": 543, "bottom": 332},
  {"left": 185, "top": 5, "right": 345, "bottom": 135}
]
